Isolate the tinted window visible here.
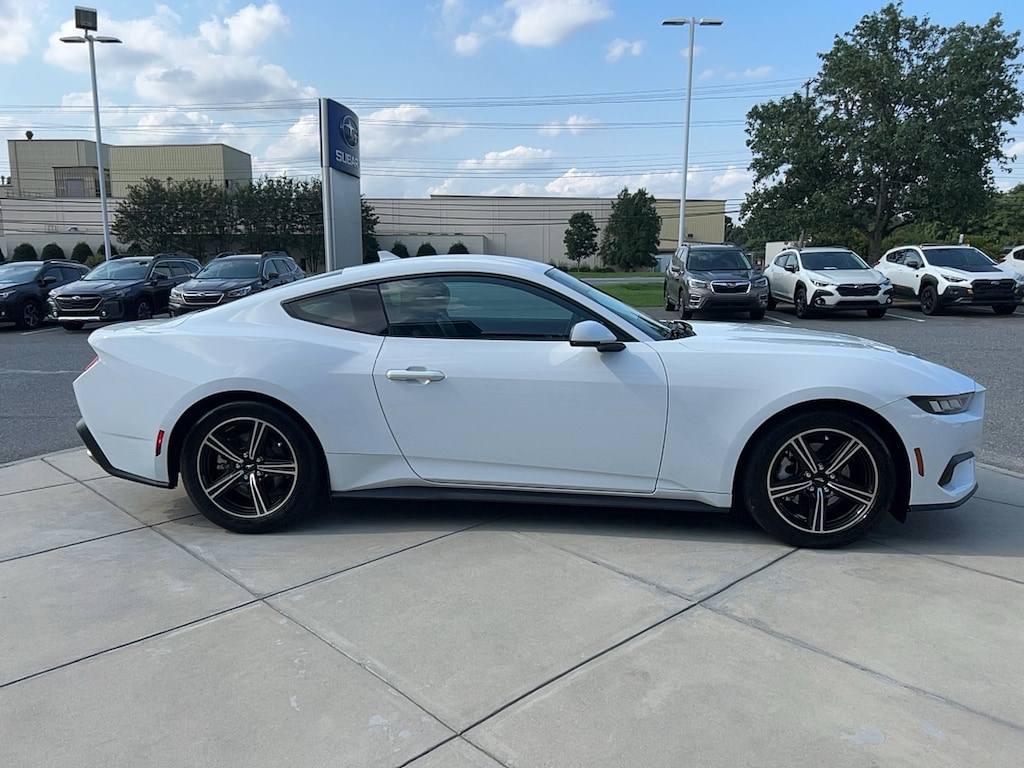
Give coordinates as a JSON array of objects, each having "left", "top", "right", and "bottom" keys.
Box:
[
  {"left": 687, "top": 249, "right": 751, "bottom": 270},
  {"left": 198, "top": 259, "right": 261, "bottom": 279},
  {"left": 85, "top": 260, "right": 152, "bottom": 280},
  {"left": 801, "top": 251, "right": 869, "bottom": 270},
  {"left": 0, "top": 263, "right": 44, "bottom": 281},
  {"left": 924, "top": 247, "right": 996, "bottom": 269},
  {"left": 285, "top": 284, "right": 389, "bottom": 335}
]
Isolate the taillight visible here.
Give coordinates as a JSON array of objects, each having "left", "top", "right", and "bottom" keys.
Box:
[{"left": 155, "top": 430, "right": 165, "bottom": 457}]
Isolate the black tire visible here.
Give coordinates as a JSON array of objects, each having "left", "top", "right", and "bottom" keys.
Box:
[
  {"left": 919, "top": 284, "right": 941, "bottom": 315},
  {"left": 664, "top": 283, "right": 677, "bottom": 311},
  {"left": 680, "top": 290, "right": 693, "bottom": 320},
  {"left": 992, "top": 304, "right": 1017, "bottom": 315},
  {"left": 180, "top": 401, "right": 325, "bottom": 533},
  {"left": 794, "top": 286, "right": 810, "bottom": 319},
  {"left": 866, "top": 307, "right": 887, "bottom": 318},
  {"left": 742, "top": 410, "right": 895, "bottom": 548},
  {"left": 766, "top": 289, "right": 777, "bottom": 311},
  {"left": 15, "top": 299, "right": 43, "bottom": 330},
  {"left": 749, "top": 307, "right": 766, "bottom": 320},
  {"left": 135, "top": 297, "right": 153, "bottom": 320},
  {"left": 61, "top": 321, "right": 85, "bottom": 331}
]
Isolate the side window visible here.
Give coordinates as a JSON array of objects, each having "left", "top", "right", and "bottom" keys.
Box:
[
  {"left": 168, "top": 263, "right": 190, "bottom": 278},
  {"left": 380, "top": 275, "right": 591, "bottom": 340},
  {"left": 284, "top": 284, "right": 388, "bottom": 335},
  {"left": 773, "top": 254, "right": 787, "bottom": 267},
  {"left": 152, "top": 264, "right": 172, "bottom": 279},
  {"left": 887, "top": 251, "right": 904, "bottom": 265}
]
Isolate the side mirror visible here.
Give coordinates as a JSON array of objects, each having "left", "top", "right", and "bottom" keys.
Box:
[
  {"left": 570, "top": 320, "right": 625, "bottom": 352},
  {"left": 784, "top": 264, "right": 797, "bottom": 273},
  {"left": 267, "top": 271, "right": 279, "bottom": 280},
  {"left": 42, "top": 275, "right": 58, "bottom": 285},
  {"left": 906, "top": 258, "right": 922, "bottom": 269}
]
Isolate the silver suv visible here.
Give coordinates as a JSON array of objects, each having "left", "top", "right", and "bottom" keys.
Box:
[{"left": 664, "top": 243, "right": 768, "bottom": 320}]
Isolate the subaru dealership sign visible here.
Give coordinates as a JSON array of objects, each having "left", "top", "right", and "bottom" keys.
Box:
[{"left": 320, "top": 98, "right": 362, "bottom": 269}]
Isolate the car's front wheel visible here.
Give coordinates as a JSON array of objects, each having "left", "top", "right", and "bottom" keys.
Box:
[
  {"left": 60, "top": 321, "right": 85, "bottom": 331},
  {"left": 919, "top": 284, "right": 941, "bottom": 315},
  {"left": 742, "top": 411, "right": 895, "bottom": 548},
  {"left": 181, "top": 401, "right": 325, "bottom": 533},
  {"left": 992, "top": 304, "right": 1017, "bottom": 315},
  {"left": 749, "top": 307, "right": 766, "bottom": 320},
  {"left": 794, "top": 286, "right": 810, "bottom": 318},
  {"left": 16, "top": 298, "right": 43, "bottom": 330},
  {"left": 680, "top": 290, "right": 693, "bottom": 319},
  {"left": 866, "top": 307, "right": 887, "bottom": 318}
]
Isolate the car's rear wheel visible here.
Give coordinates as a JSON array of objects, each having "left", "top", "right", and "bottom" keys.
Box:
[
  {"left": 664, "top": 282, "right": 677, "bottom": 311},
  {"left": 919, "top": 284, "right": 941, "bottom": 315},
  {"left": 15, "top": 299, "right": 43, "bottom": 330},
  {"left": 993, "top": 304, "right": 1017, "bottom": 315},
  {"left": 742, "top": 410, "right": 895, "bottom": 548},
  {"left": 136, "top": 297, "right": 153, "bottom": 320},
  {"left": 181, "top": 401, "right": 325, "bottom": 533},
  {"left": 794, "top": 287, "right": 810, "bottom": 318},
  {"left": 866, "top": 307, "right": 887, "bottom": 318}
]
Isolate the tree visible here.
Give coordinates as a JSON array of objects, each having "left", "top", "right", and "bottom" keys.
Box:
[
  {"left": 564, "top": 211, "right": 598, "bottom": 266},
  {"left": 599, "top": 188, "right": 661, "bottom": 270},
  {"left": 361, "top": 196, "right": 380, "bottom": 263},
  {"left": 390, "top": 240, "right": 410, "bottom": 258},
  {"left": 97, "top": 242, "right": 118, "bottom": 259},
  {"left": 13, "top": 243, "right": 38, "bottom": 261},
  {"left": 41, "top": 243, "right": 66, "bottom": 260},
  {"left": 743, "top": 2, "right": 1024, "bottom": 261},
  {"left": 448, "top": 241, "right": 470, "bottom": 254},
  {"left": 416, "top": 242, "right": 437, "bottom": 256},
  {"left": 71, "top": 242, "right": 93, "bottom": 263}
]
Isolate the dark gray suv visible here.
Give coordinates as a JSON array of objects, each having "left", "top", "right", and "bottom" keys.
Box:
[{"left": 664, "top": 243, "right": 769, "bottom": 320}]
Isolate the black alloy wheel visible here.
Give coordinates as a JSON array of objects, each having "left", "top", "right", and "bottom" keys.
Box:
[
  {"left": 743, "top": 410, "right": 895, "bottom": 548},
  {"left": 866, "top": 307, "right": 887, "bottom": 318},
  {"left": 992, "top": 305, "right": 1017, "bottom": 315},
  {"left": 794, "top": 287, "right": 810, "bottom": 318},
  {"left": 136, "top": 297, "right": 153, "bottom": 320},
  {"left": 16, "top": 299, "right": 43, "bottom": 330},
  {"left": 181, "top": 401, "right": 325, "bottom": 533},
  {"left": 919, "top": 285, "right": 940, "bottom": 316},
  {"left": 680, "top": 290, "right": 693, "bottom": 319}
]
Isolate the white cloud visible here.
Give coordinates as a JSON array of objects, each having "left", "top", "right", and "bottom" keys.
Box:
[
  {"left": 708, "top": 166, "right": 754, "bottom": 202},
  {"left": 362, "top": 105, "right": 465, "bottom": 155},
  {"left": 459, "top": 145, "right": 556, "bottom": 170},
  {"left": 538, "top": 115, "right": 599, "bottom": 136},
  {"left": 0, "top": 0, "right": 33, "bottom": 63},
  {"left": 743, "top": 66, "right": 773, "bottom": 78},
  {"left": 606, "top": 38, "right": 643, "bottom": 63},
  {"left": 454, "top": 31, "right": 484, "bottom": 55},
  {"left": 1004, "top": 140, "right": 1024, "bottom": 160},
  {"left": 545, "top": 168, "right": 672, "bottom": 197},
  {"left": 199, "top": 3, "right": 289, "bottom": 53},
  {"left": 698, "top": 69, "right": 715, "bottom": 81},
  {"left": 506, "top": 0, "right": 612, "bottom": 47}
]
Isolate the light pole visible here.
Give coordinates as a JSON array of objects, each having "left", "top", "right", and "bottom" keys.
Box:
[
  {"left": 61, "top": 6, "right": 121, "bottom": 261},
  {"left": 662, "top": 17, "right": 722, "bottom": 248}
]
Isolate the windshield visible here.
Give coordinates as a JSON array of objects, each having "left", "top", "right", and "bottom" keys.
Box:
[
  {"left": 85, "top": 259, "right": 151, "bottom": 281},
  {"left": 197, "top": 259, "right": 261, "bottom": 279},
  {"left": 925, "top": 247, "right": 997, "bottom": 269},
  {"left": 545, "top": 268, "right": 682, "bottom": 340},
  {"left": 687, "top": 249, "right": 752, "bottom": 271},
  {"left": 0, "top": 263, "right": 43, "bottom": 282},
  {"left": 801, "top": 250, "right": 869, "bottom": 270}
]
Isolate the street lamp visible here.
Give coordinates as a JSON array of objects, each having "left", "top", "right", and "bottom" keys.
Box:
[
  {"left": 61, "top": 6, "right": 121, "bottom": 261},
  {"left": 663, "top": 17, "right": 723, "bottom": 248}
]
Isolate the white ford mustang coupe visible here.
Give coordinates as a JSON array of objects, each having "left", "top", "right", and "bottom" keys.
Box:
[{"left": 74, "top": 255, "right": 983, "bottom": 548}]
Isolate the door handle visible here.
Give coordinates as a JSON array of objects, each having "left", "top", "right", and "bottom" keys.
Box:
[{"left": 386, "top": 368, "right": 446, "bottom": 383}]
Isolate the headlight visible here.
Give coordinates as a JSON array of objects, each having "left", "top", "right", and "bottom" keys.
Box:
[
  {"left": 810, "top": 279, "right": 833, "bottom": 288},
  {"left": 753, "top": 276, "right": 768, "bottom": 288},
  {"left": 111, "top": 288, "right": 130, "bottom": 299},
  {"left": 0, "top": 290, "right": 14, "bottom": 301},
  {"left": 686, "top": 278, "right": 709, "bottom": 290},
  {"left": 940, "top": 274, "right": 966, "bottom": 283},
  {"left": 170, "top": 287, "right": 183, "bottom": 298},
  {"left": 909, "top": 393, "right": 974, "bottom": 415},
  {"left": 880, "top": 278, "right": 892, "bottom": 288},
  {"left": 226, "top": 285, "right": 253, "bottom": 298}
]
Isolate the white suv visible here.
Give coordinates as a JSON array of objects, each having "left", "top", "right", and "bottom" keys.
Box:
[
  {"left": 1001, "top": 245, "right": 1024, "bottom": 276},
  {"left": 763, "top": 246, "right": 892, "bottom": 318},
  {"left": 876, "top": 244, "right": 1023, "bottom": 316}
]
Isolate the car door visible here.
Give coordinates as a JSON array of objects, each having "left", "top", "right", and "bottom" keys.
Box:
[
  {"left": 372, "top": 275, "right": 669, "bottom": 492},
  {"left": 882, "top": 249, "right": 918, "bottom": 297},
  {"left": 773, "top": 253, "right": 798, "bottom": 301}
]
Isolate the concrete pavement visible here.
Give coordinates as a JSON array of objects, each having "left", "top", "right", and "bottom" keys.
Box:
[{"left": 2, "top": 448, "right": 1023, "bottom": 767}]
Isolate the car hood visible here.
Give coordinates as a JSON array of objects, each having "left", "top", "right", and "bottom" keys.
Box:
[
  {"left": 688, "top": 269, "right": 760, "bottom": 280},
  {"left": 667, "top": 321, "right": 980, "bottom": 400},
  {"left": 52, "top": 279, "right": 142, "bottom": 295},
  {"left": 934, "top": 264, "right": 1008, "bottom": 277},
  {"left": 0, "top": 280, "right": 29, "bottom": 290},
  {"left": 178, "top": 278, "right": 258, "bottom": 291},
  {"left": 804, "top": 269, "right": 884, "bottom": 284}
]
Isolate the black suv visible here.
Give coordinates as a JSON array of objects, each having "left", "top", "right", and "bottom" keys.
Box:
[
  {"left": 168, "top": 251, "right": 305, "bottom": 316},
  {"left": 49, "top": 252, "right": 201, "bottom": 330},
  {"left": 664, "top": 243, "right": 769, "bottom": 320},
  {"left": 0, "top": 259, "right": 90, "bottom": 330}
]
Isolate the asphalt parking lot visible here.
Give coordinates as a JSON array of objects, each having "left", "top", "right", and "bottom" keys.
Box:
[{"left": 2, "top": 299, "right": 1023, "bottom": 767}]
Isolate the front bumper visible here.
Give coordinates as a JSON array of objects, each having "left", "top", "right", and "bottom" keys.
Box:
[
  {"left": 809, "top": 286, "right": 892, "bottom": 310},
  {"left": 688, "top": 287, "right": 769, "bottom": 312},
  {"left": 50, "top": 296, "right": 131, "bottom": 323},
  {"left": 938, "top": 282, "right": 1022, "bottom": 307}
]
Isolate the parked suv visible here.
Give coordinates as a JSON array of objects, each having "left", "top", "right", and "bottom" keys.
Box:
[
  {"left": 1001, "top": 244, "right": 1024, "bottom": 276},
  {"left": 0, "top": 259, "right": 90, "bottom": 330},
  {"left": 875, "top": 244, "right": 1023, "bottom": 315},
  {"left": 49, "top": 252, "right": 201, "bottom": 330},
  {"left": 763, "top": 246, "right": 892, "bottom": 318},
  {"left": 664, "top": 243, "right": 768, "bottom": 319},
  {"left": 168, "top": 251, "right": 305, "bottom": 316}
]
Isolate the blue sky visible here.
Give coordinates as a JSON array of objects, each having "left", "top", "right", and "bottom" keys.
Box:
[{"left": 2, "top": 0, "right": 1022, "bottom": 219}]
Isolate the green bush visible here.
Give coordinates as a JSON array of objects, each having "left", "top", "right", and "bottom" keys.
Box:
[
  {"left": 416, "top": 242, "right": 437, "bottom": 257},
  {"left": 576, "top": 264, "right": 592, "bottom": 272},
  {"left": 390, "top": 241, "right": 410, "bottom": 259},
  {"left": 97, "top": 242, "right": 119, "bottom": 259},
  {"left": 86, "top": 251, "right": 106, "bottom": 268},
  {"left": 13, "top": 242, "right": 38, "bottom": 261},
  {"left": 41, "top": 242, "right": 66, "bottom": 260},
  {"left": 71, "top": 242, "right": 93, "bottom": 263},
  {"left": 447, "top": 241, "right": 470, "bottom": 254}
]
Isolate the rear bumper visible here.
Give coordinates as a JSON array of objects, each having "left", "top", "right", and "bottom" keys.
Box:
[{"left": 76, "top": 418, "right": 172, "bottom": 489}]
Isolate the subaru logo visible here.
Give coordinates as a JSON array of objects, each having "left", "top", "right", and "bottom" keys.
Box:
[
  {"left": 72, "top": 295, "right": 80, "bottom": 300},
  {"left": 341, "top": 115, "right": 358, "bottom": 148}
]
